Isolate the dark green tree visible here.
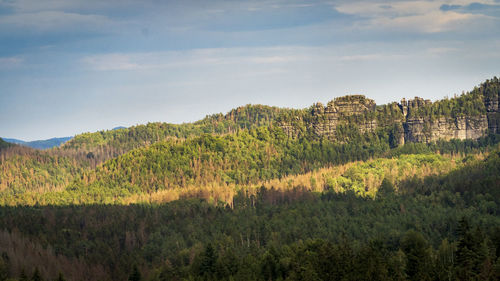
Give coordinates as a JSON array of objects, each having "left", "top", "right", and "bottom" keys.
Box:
[
  {"left": 0, "top": 253, "right": 9, "bottom": 281},
  {"left": 31, "top": 268, "right": 43, "bottom": 281},
  {"left": 401, "top": 231, "right": 432, "bottom": 281},
  {"left": 55, "top": 273, "right": 66, "bottom": 281},
  {"left": 377, "top": 178, "right": 395, "bottom": 198},
  {"left": 198, "top": 243, "right": 218, "bottom": 279},
  {"left": 19, "top": 269, "right": 28, "bottom": 281},
  {"left": 128, "top": 265, "right": 141, "bottom": 281}
]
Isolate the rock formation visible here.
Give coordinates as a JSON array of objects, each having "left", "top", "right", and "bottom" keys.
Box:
[{"left": 279, "top": 78, "right": 500, "bottom": 145}]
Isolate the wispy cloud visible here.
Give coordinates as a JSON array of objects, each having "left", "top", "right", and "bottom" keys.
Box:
[
  {"left": 335, "top": 0, "right": 497, "bottom": 33},
  {"left": 371, "top": 10, "right": 483, "bottom": 33},
  {"left": 338, "top": 54, "right": 407, "bottom": 61},
  {"left": 0, "top": 56, "right": 24, "bottom": 68},
  {"left": 0, "top": 10, "right": 114, "bottom": 32},
  {"left": 81, "top": 48, "right": 306, "bottom": 71}
]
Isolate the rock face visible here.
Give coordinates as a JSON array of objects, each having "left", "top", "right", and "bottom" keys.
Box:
[
  {"left": 400, "top": 96, "right": 490, "bottom": 143},
  {"left": 403, "top": 115, "right": 488, "bottom": 144},
  {"left": 282, "top": 95, "right": 377, "bottom": 140},
  {"left": 279, "top": 85, "right": 500, "bottom": 145},
  {"left": 484, "top": 85, "right": 500, "bottom": 134}
]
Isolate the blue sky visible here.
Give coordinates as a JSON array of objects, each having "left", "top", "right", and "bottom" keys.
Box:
[{"left": 1, "top": 0, "right": 499, "bottom": 141}]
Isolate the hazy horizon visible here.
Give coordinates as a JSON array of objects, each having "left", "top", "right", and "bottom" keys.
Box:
[{"left": 1, "top": 0, "right": 499, "bottom": 141}]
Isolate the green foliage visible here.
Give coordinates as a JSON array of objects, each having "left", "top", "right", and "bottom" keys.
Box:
[
  {"left": 0, "top": 78, "right": 499, "bottom": 281},
  {"left": 406, "top": 78, "right": 499, "bottom": 119},
  {"left": 0, "top": 147, "right": 90, "bottom": 199},
  {"left": 63, "top": 104, "right": 287, "bottom": 152},
  {"left": 401, "top": 231, "right": 432, "bottom": 281},
  {"left": 378, "top": 178, "right": 395, "bottom": 197},
  {"left": 13, "top": 126, "right": 398, "bottom": 205},
  {"left": 0, "top": 164, "right": 499, "bottom": 280}
]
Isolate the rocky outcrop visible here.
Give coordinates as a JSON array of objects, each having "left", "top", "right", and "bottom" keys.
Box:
[
  {"left": 403, "top": 115, "right": 488, "bottom": 143},
  {"left": 281, "top": 95, "right": 377, "bottom": 140},
  {"left": 279, "top": 87, "right": 499, "bottom": 145},
  {"left": 484, "top": 85, "right": 500, "bottom": 134}
]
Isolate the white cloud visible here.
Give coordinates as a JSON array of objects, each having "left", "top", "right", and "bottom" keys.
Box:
[
  {"left": 338, "top": 53, "right": 406, "bottom": 61},
  {"left": 335, "top": 0, "right": 496, "bottom": 33},
  {"left": 426, "top": 47, "right": 458, "bottom": 55},
  {"left": 81, "top": 48, "right": 306, "bottom": 71},
  {"left": 81, "top": 54, "right": 142, "bottom": 71},
  {"left": 371, "top": 10, "right": 482, "bottom": 33}
]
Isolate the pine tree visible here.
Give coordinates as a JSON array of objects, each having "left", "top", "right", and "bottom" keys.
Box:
[
  {"left": 199, "top": 243, "right": 218, "bottom": 279},
  {"left": 19, "top": 269, "right": 28, "bottom": 281},
  {"left": 55, "top": 272, "right": 66, "bottom": 281},
  {"left": 31, "top": 268, "right": 43, "bottom": 281},
  {"left": 401, "top": 231, "right": 432, "bottom": 281},
  {"left": 128, "top": 265, "right": 141, "bottom": 281}
]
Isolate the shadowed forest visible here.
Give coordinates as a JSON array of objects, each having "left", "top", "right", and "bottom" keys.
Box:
[{"left": 0, "top": 78, "right": 499, "bottom": 281}]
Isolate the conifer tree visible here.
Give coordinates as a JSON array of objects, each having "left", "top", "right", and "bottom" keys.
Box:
[{"left": 128, "top": 265, "right": 141, "bottom": 281}]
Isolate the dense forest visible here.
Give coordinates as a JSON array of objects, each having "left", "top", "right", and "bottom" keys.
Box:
[{"left": 0, "top": 78, "right": 499, "bottom": 280}]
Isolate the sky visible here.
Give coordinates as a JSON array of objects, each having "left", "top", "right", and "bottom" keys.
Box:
[{"left": 0, "top": 0, "right": 499, "bottom": 141}]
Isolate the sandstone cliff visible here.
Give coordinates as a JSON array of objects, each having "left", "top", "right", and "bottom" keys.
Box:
[{"left": 279, "top": 77, "right": 500, "bottom": 145}]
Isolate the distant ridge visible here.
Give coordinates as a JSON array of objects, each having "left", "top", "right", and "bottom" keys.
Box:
[{"left": 3, "top": 136, "right": 73, "bottom": 150}]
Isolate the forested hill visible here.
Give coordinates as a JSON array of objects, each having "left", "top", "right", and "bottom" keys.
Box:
[
  {"left": 62, "top": 104, "right": 287, "bottom": 152},
  {"left": 0, "top": 145, "right": 499, "bottom": 280},
  {"left": 0, "top": 78, "right": 499, "bottom": 205},
  {"left": 1, "top": 79, "right": 500, "bottom": 281},
  {"left": 63, "top": 77, "right": 500, "bottom": 156}
]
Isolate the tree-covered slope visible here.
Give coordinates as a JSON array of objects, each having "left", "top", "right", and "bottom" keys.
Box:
[
  {"left": 0, "top": 146, "right": 92, "bottom": 195},
  {"left": 0, "top": 148, "right": 499, "bottom": 280},
  {"left": 64, "top": 128, "right": 498, "bottom": 204},
  {"left": 0, "top": 79, "right": 499, "bottom": 281},
  {"left": 62, "top": 104, "right": 287, "bottom": 152},
  {"left": 2, "top": 130, "right": 498, "bottom": 206},
  {"left": 0, "top": 78, "right": 499, "bottom": 207},
  {"left": 7, "top": 126, "right": 391, "bottom": 205}
]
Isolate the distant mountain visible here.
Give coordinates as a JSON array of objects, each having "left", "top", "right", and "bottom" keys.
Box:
[
  {"left": 3, "top": 136, "right": 73, "bottom": 150},
  {"left": 112, "top": 126, "right": 127, "bottom": 130}
]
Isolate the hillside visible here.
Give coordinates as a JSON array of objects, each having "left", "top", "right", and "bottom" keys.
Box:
[
  {"left": 53, "top": 78, "right": 500, "bottom": 163},
  {"left": 62, "top": 104, "right": 286, "bottom": 151},
  {"left": 0, "top": 147, "right": 498, "bottom": 280},
  {"left": 1, "top": 79, "right": 500, "bottom": 207},
  {"left": 0, "top": 78, "right": 499, "bottom": 281}
]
